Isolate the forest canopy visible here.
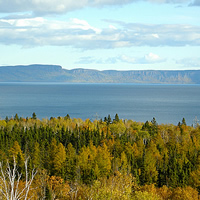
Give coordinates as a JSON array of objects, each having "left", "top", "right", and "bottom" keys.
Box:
[{"left": 0, "top": 113, "right": 200, "bottom": 199}]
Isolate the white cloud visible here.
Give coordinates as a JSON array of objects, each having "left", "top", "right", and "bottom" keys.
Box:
[
  {"left": 76, "top": 53, "right": 165, "bottom": 65},
  {"left": 119, "top": 53, "right": 165, "bottom": 64},
  {"left": 144, "top": 52, "right": 162, "bottom": 63},
  {"left": 109, "top": 25, "right": 117, "bottom": 30},
  {"left": 120, "top": 55, "right": 136, "bottom": 63},
  {"left": 70, "top": 18, "right": 101, "bottom": 33},
  {"left": 0, "top": 17, "right": 199, "bottom": 49},
  {"left": 152, "top": 34, "right": 159, "bottom": 38},
  {"left": 0, "top": 0, "right": 198, "bottom": 15},
  {"left": 75, "top": 56, "right": 97, "bottom": 64}
]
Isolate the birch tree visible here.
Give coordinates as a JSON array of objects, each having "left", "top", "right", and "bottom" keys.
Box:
[{"left": 0, "top": 157, "right": 37, "bottom": 200}]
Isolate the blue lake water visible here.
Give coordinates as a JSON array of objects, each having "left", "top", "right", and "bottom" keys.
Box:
[{"left": 0, "top": 82, "right": 199, "bottom": 125}]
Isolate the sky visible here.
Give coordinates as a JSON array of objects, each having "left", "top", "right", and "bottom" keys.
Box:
[{"left": 0, "top": 0, "right": 199, "bottom": 71}]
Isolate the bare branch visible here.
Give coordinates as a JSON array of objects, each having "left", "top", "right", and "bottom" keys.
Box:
[
  {"left": 0, "top": 157, "right": 37, "bottom": 200},
  {"left": 0, "top": 161, "right": 9, "bottom": 199}
]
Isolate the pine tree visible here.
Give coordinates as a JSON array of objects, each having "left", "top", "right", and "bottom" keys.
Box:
[
  {"left": 182, "top": 118, "right": 186, "bottom": 126},
  {"left": 114, "top": 113, "right": 119, "bottom": 122},
  {"left": 107, "top": 114, "right": 112, "bottom": 125},
  {"left": 66, "top": 143, "right": 77, "bottom": 181},
  {"left": 32, "top": 112, "right": 37, "bottom": 120}
]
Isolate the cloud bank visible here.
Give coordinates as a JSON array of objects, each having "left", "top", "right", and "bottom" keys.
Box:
[
  {"left": 0, "top": 0, "right": 197, "bottom": 15},
  {"left": 0, "top": 17, "right": 199, "bottom": 49},
  {"left": 77, "top": 53, "right": 165, "bottom": 65}
]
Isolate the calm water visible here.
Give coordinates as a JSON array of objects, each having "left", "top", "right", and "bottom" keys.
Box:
[{"left": 0, "top": 82, "right": 199, "bottom": 125}]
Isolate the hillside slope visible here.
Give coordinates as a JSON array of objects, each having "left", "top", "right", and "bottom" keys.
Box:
[{"left": 0, "top": 64, "right": 199, "bottom": 84}]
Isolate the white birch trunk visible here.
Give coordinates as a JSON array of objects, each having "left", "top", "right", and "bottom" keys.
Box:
[{"left": 0, "top": 157, "right": 37, "bottom": 200}]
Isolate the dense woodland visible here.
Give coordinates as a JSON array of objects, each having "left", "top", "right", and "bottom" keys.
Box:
[{"left": 0, "top": 113, "right": 200, "bottom": 199}]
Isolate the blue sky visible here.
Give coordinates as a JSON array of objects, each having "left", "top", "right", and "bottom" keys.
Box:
[{"left": 0, "top": 0, "right": 199, "bottom": 70}]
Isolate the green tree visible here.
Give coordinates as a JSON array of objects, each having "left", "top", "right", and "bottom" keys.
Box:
[
  {"left": 14, "top": 113, "right": 19, "bottom": 121},
  {"left": 182, "top": 118, "right": 186, "bottom": 126},
  {"left": 32, "top": 142, "right": 41, "bottom": 168},
  {"left": 66, "top": 143, "right": 77, "bottom": 181},
  {"left": 107, "top": 114, "right": 112, "bottom": 125},
  {"left": 114, "top": 113, "right": 120, "bottom": 122},
  {"left": 32, "top": 112, "right": 37, "bottom": 120},
  {"left": 142, "top": 141, "right": 160, "bottom": 185}
]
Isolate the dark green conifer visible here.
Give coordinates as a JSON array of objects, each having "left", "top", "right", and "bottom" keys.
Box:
[
  {"left": 32, "top": 112, "right": 37, "bottom": 120},
  {"left": 114, "top": 113, "right": 119, "bottom": 122}
]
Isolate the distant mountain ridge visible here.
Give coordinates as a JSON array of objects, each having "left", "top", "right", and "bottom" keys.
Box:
[{"left": 0, "top": 64, "right": 200, "bottom": 84}]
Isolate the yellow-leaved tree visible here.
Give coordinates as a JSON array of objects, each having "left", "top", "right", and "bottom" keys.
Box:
[
  {"left": 96, "top": 142, "right": 112, "bottom": 178},
  {"left": 9, "top": 141, "right": 24, "bottom": 170},
  {"left": 50, "top": 139, "right": 66, "bottom": 177}
]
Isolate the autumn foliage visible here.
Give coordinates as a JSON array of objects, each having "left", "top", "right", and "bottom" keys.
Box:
[{"left": 0, "top": 114, "right": 200, "bottom": 199}]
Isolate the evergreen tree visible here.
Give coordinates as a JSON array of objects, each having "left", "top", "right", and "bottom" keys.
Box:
[
  {"left": 107, "top": 114, "right": 112, "bottom": 125},
  {"left": 66, "top": 143, "right": 77, "bottom": 181},
  {"left": 14, "top": 113, "right": 19, "bottom": 121},
  {"left": 114, "top": 113, "right": 120, "bottom": 122},
  {"left": 32, "top": 112, "right": 37, "bottom": 120},
  {"left": 182, "top": 118, "right": 186, "bottom": 126}
]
